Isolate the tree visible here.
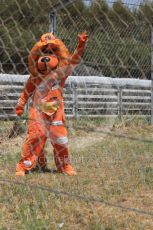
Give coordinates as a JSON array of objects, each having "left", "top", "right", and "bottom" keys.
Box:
[
  {"left": 90, "top": 0, "right": 110, "bottom": 32},
  {"left": 0, "top": 0, "right": 57, "bottom": 73},
  {"left": 108, "top": 0, "right": 135, "bottom": 38},
  {"left": 136, "top": 0, "right": 153, "bottom": 24}
]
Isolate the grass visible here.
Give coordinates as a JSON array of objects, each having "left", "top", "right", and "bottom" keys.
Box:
[{"left": 0, "top": 118, "right": 153, "bottom": 229}]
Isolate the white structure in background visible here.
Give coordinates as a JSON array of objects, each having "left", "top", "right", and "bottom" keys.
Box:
[{"left": 0, "top": 74, "right": 151, "bottom": 121}]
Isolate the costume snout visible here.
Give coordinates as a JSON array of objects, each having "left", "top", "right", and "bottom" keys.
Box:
[{"left": 37, "top": 55, "right": 59, "bottom": 73}]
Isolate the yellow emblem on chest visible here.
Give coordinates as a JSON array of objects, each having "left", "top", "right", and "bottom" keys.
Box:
[{"left": 39, "top": 101, "right": 59, "bottom": 113}]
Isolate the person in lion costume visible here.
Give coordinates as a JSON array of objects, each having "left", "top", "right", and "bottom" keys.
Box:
[{"left": 15, "top": 31, "right": 88, "bottom": 176}]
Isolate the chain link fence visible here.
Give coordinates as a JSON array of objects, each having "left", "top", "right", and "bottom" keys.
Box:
[
  {"left": 52, "top": 0, "right": 151, "bottom": 79},
  {"left": 1, "top": 1, "right": 153, "bottom": 229},
  {"left": 1, "top": 0, "right": 153, "bottom": 123},
  {"left": 0, "top": 0, "right": 152, "bottom": 78}
]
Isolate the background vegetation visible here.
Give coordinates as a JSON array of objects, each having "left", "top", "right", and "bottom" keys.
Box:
[{"left": 0, "top": 0, "right": 153, "bottom": 78}]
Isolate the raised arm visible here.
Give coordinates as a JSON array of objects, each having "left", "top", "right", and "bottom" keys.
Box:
[
  {"left": 70, "top": 31, "right": 88, "bottom": 65},
  {"left": 50, "top": 31, "right": 88, "bottom": 80}
]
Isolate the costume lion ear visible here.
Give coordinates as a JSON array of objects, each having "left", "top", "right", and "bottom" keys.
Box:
[{"left": 40, "top": 33, "right": 56, "bottom": 44}]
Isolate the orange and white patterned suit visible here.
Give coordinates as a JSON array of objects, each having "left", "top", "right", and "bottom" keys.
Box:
[{"left": 15, "top": 31, "right": 87, "bottom": 176}]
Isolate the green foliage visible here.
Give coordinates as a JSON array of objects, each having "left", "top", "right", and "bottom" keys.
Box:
[
  {"left": 137, "top": 1, "right": 153, "bottom": 24},
  {"left": 0, "top": 0, "right": 152, "bottom": 78},
  {"left": 90, "top": 0, "right": 109, "bottom": 23},
  {"left": 109, "top": 0, "right": 134, "bottom": 27}
]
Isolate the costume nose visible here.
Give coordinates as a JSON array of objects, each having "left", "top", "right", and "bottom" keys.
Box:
[{"left": 41, "top": 57, "right": 50, "bottom": 62}]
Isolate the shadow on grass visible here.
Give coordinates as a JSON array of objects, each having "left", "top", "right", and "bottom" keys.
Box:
[{"left": 28, "top": 167, "right": 59, "bottom": 175}]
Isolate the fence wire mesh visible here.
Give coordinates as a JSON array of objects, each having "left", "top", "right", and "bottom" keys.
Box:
[
  {"left": 55, "top": 2, "right": 151, "bottom": 78},
  {"left": 0, "top": 1, "right": 153, "bottom": 229}
]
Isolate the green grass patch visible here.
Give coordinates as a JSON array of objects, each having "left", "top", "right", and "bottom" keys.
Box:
[{"left": 0, "top": 120, "right": 153, "bottom": 229}]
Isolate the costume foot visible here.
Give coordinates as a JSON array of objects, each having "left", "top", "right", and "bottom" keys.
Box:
[
  {"left": 58, "top": 164, "right": 77, "bottom": 176},
  {"left": 15, "top": 170, "right": 25, "bottom": 176}
]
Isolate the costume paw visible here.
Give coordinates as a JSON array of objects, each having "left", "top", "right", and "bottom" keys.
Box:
[
  {"left": 58, "top": 164, "right": 77, "bottom": 176},
  {"left": 15, "top": 170, "right": 25, "bottom": 176},
  {"left": 78, "top": 31, "right": 88, "bottom": 44},
  {"left": 15, "top": 105, "right": 24, "bottom": 116}
]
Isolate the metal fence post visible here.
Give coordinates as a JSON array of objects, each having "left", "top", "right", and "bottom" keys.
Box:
[
  {"left": 49, "top": 0, "right": 77, "bottom": 34},
  {"left": 118, "top": 86, "right": 123, "bottom": 119},
  {"left": 151, "top": 25, "right": 153, "bottom": 125},
  {"left": 72, "top": 83, "right": 78, "bottom": 119},
  {"left": 49, "top": 12, "right": 56, "bottom": 34}
]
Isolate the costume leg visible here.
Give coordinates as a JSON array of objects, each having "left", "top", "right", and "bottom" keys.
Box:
[
  {"left": 49, "top": 123, "right": 77, "bottom": 175},
  {"left": 37, "top": 151, "right": 47, "bottom": 170},
  {"left": 16, "top": 108, "right": 47, "bottom": 174},
  {"left": 49, "top": 124, "right": 69, "bottom": 170}
]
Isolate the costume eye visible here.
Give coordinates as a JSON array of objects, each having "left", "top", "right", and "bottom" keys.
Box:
[
  {"left": 42, "top": 48, "right": 48, "bottom": 54},
  {"left": 41, "top": 46, "right": 58, "bottom": 54},
  {"left": 52, "top": 48, "right": 58, "bottom": 52}
]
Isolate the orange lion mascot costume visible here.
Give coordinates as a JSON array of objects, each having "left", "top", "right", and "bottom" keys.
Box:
[{"left": 15, "top": 31, "right": 88, "bottom": 176}]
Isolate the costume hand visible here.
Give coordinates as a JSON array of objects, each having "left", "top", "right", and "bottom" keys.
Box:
[
  {"left": 15, "top": 104, "right": 24, "bottom": 117},
  {"left": 78, "top": 31, "right": 88, "bottom": 45}
]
